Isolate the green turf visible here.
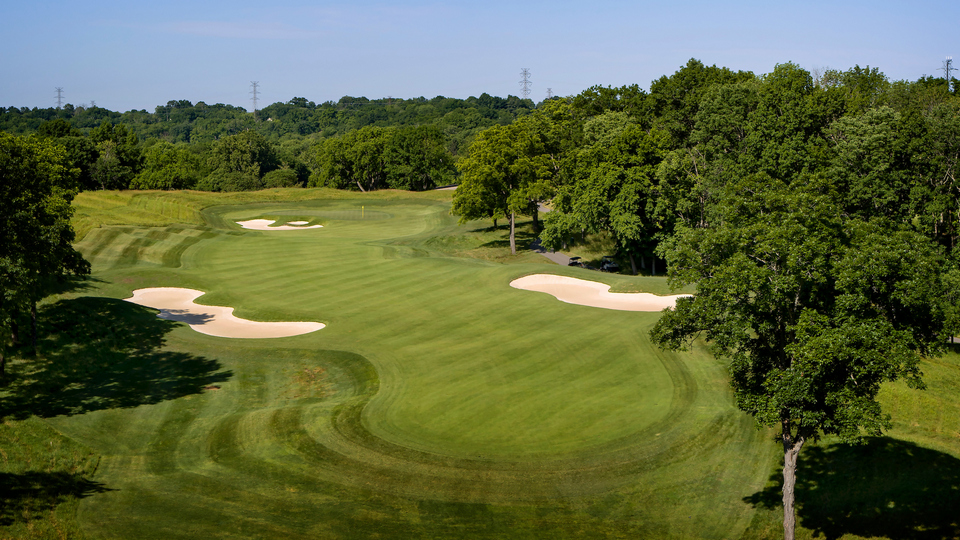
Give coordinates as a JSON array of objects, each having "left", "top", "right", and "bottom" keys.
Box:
[{"left": 3, "top": 189, "right": 959, "bottom": 539}]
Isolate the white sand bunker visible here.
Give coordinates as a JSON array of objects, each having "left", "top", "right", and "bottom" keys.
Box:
[
  {"left": 236, "top": 219, "right": 323, "bottom": 231},
  {"left": 125, "top": 288, "right": 324, "bottom": 338},
  {"left": 510, "top": 274, "right": 691, "bottom": 311}
]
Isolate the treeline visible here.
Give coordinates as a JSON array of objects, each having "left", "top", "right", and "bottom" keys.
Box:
[
  {"left": 452, "top": 60, "right": 960, "bottom": 270},
  {"left": 19, "top": 119, "right": 460, "bottom": 192},
  {"left": 0, "top": 93, "right": 535, "bottom": 151},
  {"left": 0, "top": 93, "right": 539, "bottom": 193},
  {"left": 4, "top": 59, "right": 959, "bottom": 207}
]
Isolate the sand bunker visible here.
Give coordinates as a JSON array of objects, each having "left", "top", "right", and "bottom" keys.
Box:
[
  {"left": 125, "top": 287, "right": 324, "bottom": 338},
  {"left": 236, "top": 219, "right": 323, "bottom": 231},
  {"left": 510, "top": 274, "right": 691, "bottom": 311}
]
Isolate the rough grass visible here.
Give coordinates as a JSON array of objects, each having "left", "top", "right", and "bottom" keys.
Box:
[
  {"left": 2, "top": 188, "right": 958, "bottom": 539},
  {"left": 740, "top": 351, "right": 960, "bottom": 539}
]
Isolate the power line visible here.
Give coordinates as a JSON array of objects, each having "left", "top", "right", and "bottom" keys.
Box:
[
  {"left": 55, "top": 87, "right": 64, "bottom": 109},
  {"left": 943, "top": 57, "right": 956, "bottom": 92},
  {"left": 519, "top": 68, "right": 532, "bottom": 100},
  {"left": 250, "top": 81, "right": 260, "bottom": 120}
]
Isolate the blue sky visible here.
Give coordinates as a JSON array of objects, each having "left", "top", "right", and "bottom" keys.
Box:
[{"left": 2, "top": 0, "right": 957, "bottom": 112}]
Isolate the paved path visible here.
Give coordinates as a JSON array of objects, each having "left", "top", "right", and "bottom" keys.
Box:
[{"left": 529, "top": 238, "right": 570, "bottom": 266}]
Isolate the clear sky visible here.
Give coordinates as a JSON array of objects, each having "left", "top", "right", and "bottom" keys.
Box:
[{"left": 2, "top": 0, "right": 957, "bottom": 112}]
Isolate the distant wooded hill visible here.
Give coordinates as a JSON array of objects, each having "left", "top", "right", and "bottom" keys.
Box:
[{"left": 0, "top": 93, "right": 537, "bottom": 154}]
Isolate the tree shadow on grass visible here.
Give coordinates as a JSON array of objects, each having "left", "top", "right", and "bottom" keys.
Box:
[
  {"left": 43, "top": 275, "right": 105, "bottom": 297},
  {"left": 0, "top": 471, "right": 111, "bottom": 526},
  {"left": 478, "top": 227, "right": 540, "bottom": 250},
  {"left": 744, "top": 437, "right": 960, "bottom": 539},
  {"left": 0, "top": 296, "right": 232, "bottom": 420}
]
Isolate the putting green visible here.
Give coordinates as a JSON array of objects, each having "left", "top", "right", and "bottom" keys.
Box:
[{"left": 46, "top": 193, "right": 776, "bottom": 538}]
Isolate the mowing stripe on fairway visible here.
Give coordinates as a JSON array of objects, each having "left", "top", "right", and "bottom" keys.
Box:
[{"left": 48, "top": 194, "right": 781, "bottom": 539}]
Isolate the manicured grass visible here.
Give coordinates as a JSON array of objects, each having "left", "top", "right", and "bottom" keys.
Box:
[
  {"left": 71, "top": 187, "right": 454, "bottom": 242},
  {"left": 2, "top": 188, "right": 958, "bottom": 539}
]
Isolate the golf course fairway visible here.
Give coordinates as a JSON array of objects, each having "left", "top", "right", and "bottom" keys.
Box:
[{"left": 5, "top": 189, "right": 959, "bottom": 539}]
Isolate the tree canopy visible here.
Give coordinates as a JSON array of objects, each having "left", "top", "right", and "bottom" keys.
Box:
[
  {"left": 0, "top": 133, "right": 89, "bottom": 376},
  {"left": 452, "top": 104, "right": 567, "bottom": 253},
  {"left": 651, "top": 174, "right": 950, "bottom": 539}
]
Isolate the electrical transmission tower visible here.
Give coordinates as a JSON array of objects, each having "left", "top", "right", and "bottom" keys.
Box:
[
  {"left": 546, "top": 88, "right": 553, "bottom": 99},
  {"left": 944, "top": 57, "right": 956, "bottom": 93},
  {"left": 55, "top": 87, "right": 64, "bottom": 109},
  {"left": 519, "top": 68, "right": 532, "bottom": 101},
  {"left": 250, "top": 81, "right": 260, "bottom": 120}
]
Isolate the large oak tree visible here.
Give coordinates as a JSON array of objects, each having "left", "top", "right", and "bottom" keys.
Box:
[
  {"left": 0, "top": 133, "right": 89, "bottom": 377},
  {"left": 651, "top": 176, "right": 950, "bottom": 540},
  {"left": 452, "top": 108, "right": 564, "bottom": 254}
]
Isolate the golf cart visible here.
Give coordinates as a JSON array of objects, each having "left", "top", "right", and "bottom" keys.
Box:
[{"left": 600, "top": 256, "right": 620, "bottom": 273}]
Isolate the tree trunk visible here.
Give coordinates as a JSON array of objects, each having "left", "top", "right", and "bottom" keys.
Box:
[
  {"left": 629, "top": 253, "right": 638, "bottom": 275},
  {"left": 493, "top": 218, "right": 498, "bottom": 229},
  {"left": 782, "top": 426, "right": 805, "bottom": 540},
  {"left": 532, "top": 205, "right": 539, "bottom": 231},
  {"left": 651, "top": 257, "right": 657, "bottom": 276},
  {"left": 509, "top": 212, "right": 516, "bottom": 255},
  {"left": 31, "top": 301, "right": 38, "bottom": 355},
  {"left": 11, "top": 319, "right": 19, "bottom": 346}
]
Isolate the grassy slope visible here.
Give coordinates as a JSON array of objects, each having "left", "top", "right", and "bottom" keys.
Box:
[
  {"left": 2, "top": 188, "right": 958, "bottom": 539},
  {"left": 70, "top": 188, "right": 454, "bottom": 242}
]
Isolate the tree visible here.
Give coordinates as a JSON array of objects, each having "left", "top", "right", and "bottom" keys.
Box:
[
  {"left": 902, "top": 100, "right": 960, "bottom": 252},
  {"left": 58, "top": 136, "right": 99, "bottom": 191},
  {"left": 131, "top": 141, "right": 205, "bottom": 190},
  {"left": 540, "top": 111, "right": 669, "bottom": 273},
  {"left": 198, "top": 130, "right": 278, "bottom": 191},
  {"left": 346, "top": 127, "right": 390, "bottom": 191},
  {"left": 824, "top": 65, "right": 890, "bottom": 114},
  {"left": 90, "top": 120, "right": 142, "bottom": 189},
  {"left": 0, "top": 133, "right": 89, "bottom": 376},
  {"left": 650, "top": 175, "right": 949, "bottom": 540},
  {"left": 452, "top": 112, "right": 558, "bottom": 254},
  {"left": 36, "top": 118, "right": 80, "bottom": 138},
  {"left": 739, "top": 63, "right": 843, "bottom": 181},
  {"left": 648, "top": 58, "right": 755, "bottom": 148},
  {"left": 308, "top": 127, "right": 390, "bottom": 191},
  {"left": 384, "top": 125, "right": 455, "bottom": 191},
  {"left": 452, "top": 124, "right": 524, "bottom": 252},
  {"left": 570, "top": 84, "right": 649, "bottom": 123},
  {"left": 262, "top": 168, "right": 300, "bottom": 188},
  {"left": 825, "top": 106, "right": 912, "bottom": 222}
]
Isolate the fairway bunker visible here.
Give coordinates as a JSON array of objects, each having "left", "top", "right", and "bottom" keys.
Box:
[
  {"left": 510, "top": 274, "right": 690, "bottom": 311},
  {"left": 125, "top": 287, "right": 324, "bottom": 338},
  {"left": 236, "top": 219, "right": 323, "bottom": 231}
]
